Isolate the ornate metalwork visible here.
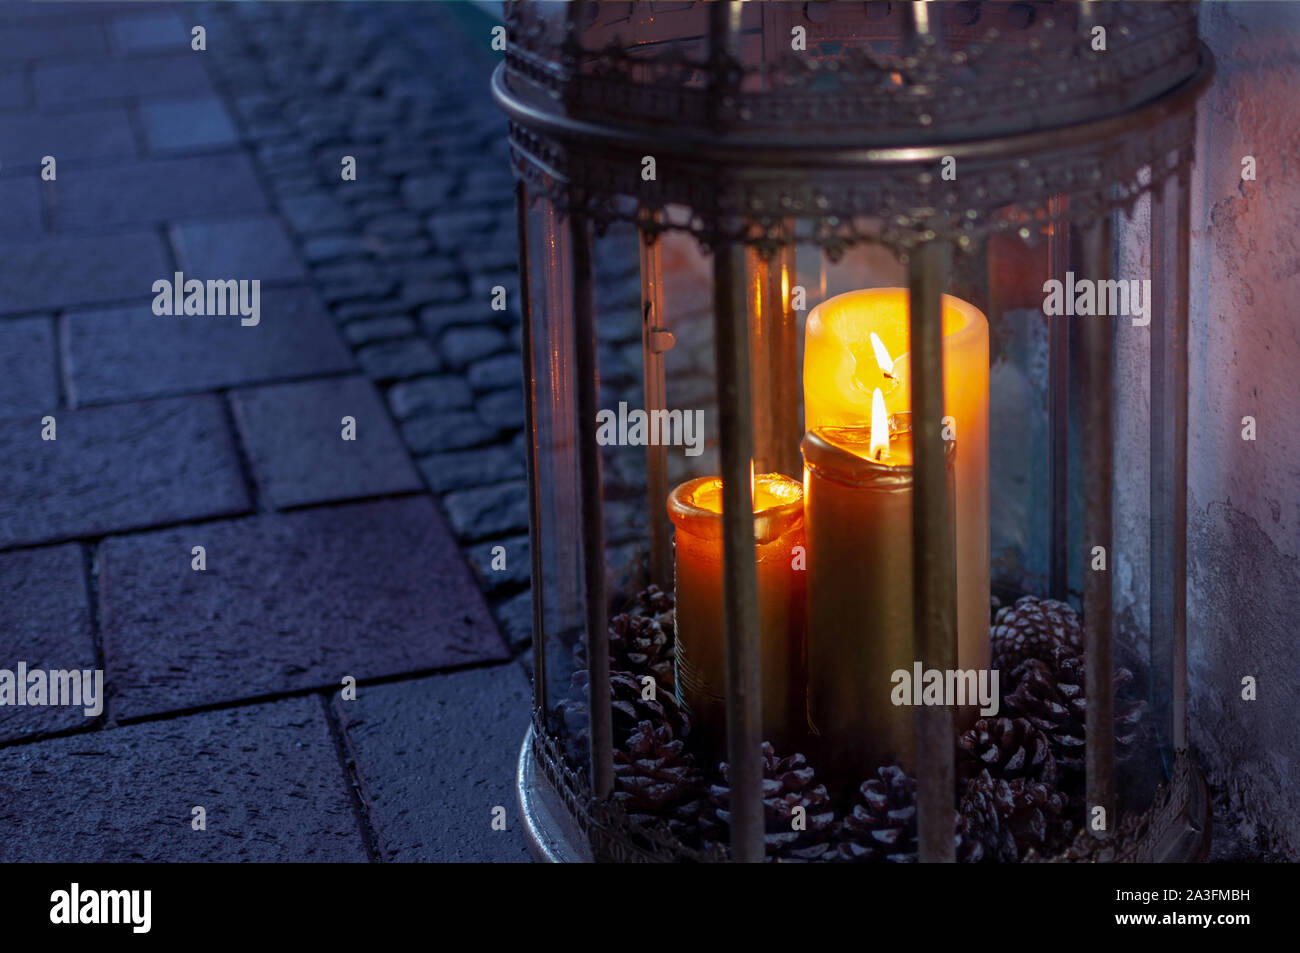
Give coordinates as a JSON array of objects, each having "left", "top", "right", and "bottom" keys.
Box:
[
  {"left": 505, "top": 2, "right": 1198, "bottom": 144},
  {"left": 523, "top": 708, "right": 1210, "bottom": 865},
  {"left": 494, "top": 1, "right": 1210, "bottom": 257},
  {"left": 527, "top": 708, "right": 727, "bottom": 863}
]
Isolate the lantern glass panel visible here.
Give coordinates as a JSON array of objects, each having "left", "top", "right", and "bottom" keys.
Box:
[{"left": 520, "top": 192, "right": 587, "bottom": 746}]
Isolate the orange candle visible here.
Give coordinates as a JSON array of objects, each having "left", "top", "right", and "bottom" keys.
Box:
[
  {"left": 804, "top": 288, "right": 990, "bottom": 697},
  {"left": 802, "top": 402, "right": 955, "bottom": 796},
  {"left": 667, "top": 472, "right": 805, "bottom": 762}
]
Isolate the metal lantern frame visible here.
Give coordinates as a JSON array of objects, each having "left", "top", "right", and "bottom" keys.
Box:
[{"left": 496, "top": 0, "right": 1214, "bottom": 863}]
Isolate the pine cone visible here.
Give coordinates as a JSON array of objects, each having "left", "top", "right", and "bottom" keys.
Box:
[
  {"left": 1005, "top": 647, "right": 1146, "bottom": 774},
  {"left": 625, "top": 583, "right": 675, "bottom": 628},
  {"left": 1000, "top": 775, "right": 1073, "bottom": 859},
  {"left": 555, "top": 668, "right": 691, "bottom": 769},
  {"left": 956, "top": 716, "right": 1057, "bottom": 787},
  {"left": 832, "top": 765, "right": 919, "bottom": 862},
  {"left": 834, "top": 765, "right": 1003, "bottom": 863},
  {"left": 569, "top": 586, "right": 677, "bottom": 691},
  {"left": 957, "top": 770, "right": 1018, "bottom": 863},
  {"left": 702, "top": 743, "right": 837, "bottom": 861},
  {"left": 608, "top": 612, "right": 674, "bottom": 690},
  {"left": 964, "top": 770, "right": 1073, "bottom": 861},
  {"left": 613, "top": 720, "right": 707, "bottom": 843},
  {"left": 959, "top": 769, "right": 1072, "bottom": 861},
  {"left": 991, "top": 595, "right": 1083, "bottom": 681}
]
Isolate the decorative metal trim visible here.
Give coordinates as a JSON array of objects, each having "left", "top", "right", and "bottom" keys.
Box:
[
  {"left": 521, "top": 712, "right": 1211, "bottom": 864},
  {"left": 503, "top": 1, "right": 1199, "bottom": 147},
  {"left": 526, "top": 708, "right": 728, "bottom": 863},
  {"left": 494, "top": 47, "right": 1211, "bottom": 258}
]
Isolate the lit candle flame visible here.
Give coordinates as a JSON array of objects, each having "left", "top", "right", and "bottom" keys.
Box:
[
  {"left": 870, "top": 331, "right": 895, "bottom": 378},
  {"left": 750, "top": 459, "right": 756, "bottom": 503},
  {"left": 869, "top": 387, "right": 889, "bottom": 461}
]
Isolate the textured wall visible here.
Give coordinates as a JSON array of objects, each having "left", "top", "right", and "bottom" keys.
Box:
[{"left": 1186, "top": 1, "right": 1300, "bottom": 857}]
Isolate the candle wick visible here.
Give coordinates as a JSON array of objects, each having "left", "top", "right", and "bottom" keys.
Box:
[{"left": 874, "top": 448, "right": 884, "bottom": 461}]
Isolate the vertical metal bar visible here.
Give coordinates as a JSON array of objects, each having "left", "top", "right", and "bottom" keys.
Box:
[
  {"left": 767, "top": 235, "right": 802, "bottom": 478},
  {"left": 1172, "top": 179, "right": 1190, "bottom": 754},
  {"left": 706, "top": 1, "right": 736, "bottom": 130},
  {"left": 1048, "top": 195, "right": 1072, "bottom": 601},
  {"left": 639, "top": 220, "right": 672, "bottom": 590},
  {"left": 909, "top": 241, "right": 957, "bottom": 864},
  {"left": 1151, "top": 174, "right": 1190, "bottom": 756},
  {"left": 708, "top": 0, "right": 762, "bottom": 863},
  {"left": 1079, "top": 214, "right": 1115, "bottom": 833},
  {"left": 571, "top": 202, "right": 613, "bottom": 799},
  {"left": 746, "top": 242, "right": 800, "bottom": 478},
  {"left": 746, "top": 247, "right": 775, "bottom": 473},
  {"left": 714, "top": 243, "right": 764, "bottom": 863},
  {"left": 515, "top": 181, "right": 547, "bottom": 715}
]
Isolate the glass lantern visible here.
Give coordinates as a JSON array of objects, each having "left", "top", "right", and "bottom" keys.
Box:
[{"left": 497, "top": 0, "right": 1213, "bottom": 863}]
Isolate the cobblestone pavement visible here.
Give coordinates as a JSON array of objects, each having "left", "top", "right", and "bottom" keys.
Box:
[{"left": 0, "top": 0, "right": 541, "bottom": 862}]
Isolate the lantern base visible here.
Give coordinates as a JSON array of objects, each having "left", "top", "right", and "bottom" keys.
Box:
[
  {"left": 517, "top": 724, "right": 592, "bottom": 863},
  {"left": 520, "top": 715, "right": 1213, "bottom": 863}
]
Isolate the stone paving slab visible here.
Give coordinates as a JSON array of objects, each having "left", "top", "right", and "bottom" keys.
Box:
[
  {"left": 0, "top": 21, "right": 105, "bottom": 64},
  {"left": 466, "top": 535, "right": 530, "bottom": 598},
  {"left": 279, "top": 192, "right": 356, "bottom": 237},
  {"left": 64, "top": 286, "right": 355, "bottom": 405},
  {"left": 48, "top": 153, "right": 265, "bottom": 230},
  {"left": 0, "top": 230, "right": 168, "bottom": 314},
  {"left": 34, "top": 52, "right": 213, "bottom": 106},
  {"left": 231, "top": 374, "right": 423, "bottom": 509},
  {"left": 387, "top": 374, "right": 473, "bottom": 419},
  {"left": 493, "top": 589, "right": 534, "bottom": 654},
  {"left": 0, "top": 315, "right": 57, "bottom": 419},
  {"left": 0, "top": 394, "right": 251, "bottom": 551},
  {"left": 475, "top": 387, "right": 526, "bottom": 431},
  {"left": 332, "top": 664, "right": 532, "bottom": 862},
  {"left": 109, "top": 9, "right": 191, "bottom": 56},
  {"left": 0, "top": 105, "right": 137, "bottom": 168},
  {"left": 0, "top": 544, "right": 97, "bottom": 743},
  {"left": 0, "top": 67, "right": 23, "bottom": 108},
  {"left": 441, "top": 480, "right": 530, "bottom": 542},
  {"left": 400, "top": 409, "right": 499, "bottom": 455},
  {"left": 169, "top": 214, "right": 307, "bottom": 282},
  {"left": 101, "top": 496, "right": 509, "bottom": 719},
  {"left": 0, "top": 178, "right": 43, "bottom": 239},
  {"left": 417, "top": 445, "right": 526, "bottom": 495},
  {"left": 355, "top": 337, "right": 441, "bottom": 381},
  {"left": 0, "top": 695, "right": 368, "bottom": 862},
  {"left": 138, "top": 95, "right": 240, "bottom": 154}
]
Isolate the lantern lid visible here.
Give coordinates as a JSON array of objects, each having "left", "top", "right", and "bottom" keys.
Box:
[
  {"left": 495, "top": 1, "right": 1213, "bottom": 254},
  {"left": 500, "top": 1, "right": 1200, "bottom": 151}
]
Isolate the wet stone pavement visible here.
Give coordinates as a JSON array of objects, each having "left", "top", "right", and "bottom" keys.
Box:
[{"left": 0, "top": 0, "right": 558, "bottom": 862}]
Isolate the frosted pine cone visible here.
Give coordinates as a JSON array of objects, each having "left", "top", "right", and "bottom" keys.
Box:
[
  {"left": 608, "top": 612, "right": 674, "bottom": 690},
  {"left": 625, "top": 583, "right": 675, "bottom": 627},
  {"left": 555, "top": 668, "right": 690, "bottom": 769},
  {"left": 613, "top": 720, "right": 707, "bottom": 842},
  {"left": 703, "top": 743, "right": 837, "bottom": 861},
  {"left": 960, "top": 769, "right": 1072, "bottom": 861},
  {"left": 957, "top": 770, "right": 1019, "bottom": 863},
  {"left": 1005, "top": 647, "right": 1146, "bottom": 773},
  {"left": 831, "top": 765, "right": 919, "bottom": 863},
  {"left": 957, "top": 716, "right": 1058, "bottom": 787},
  {"left": 991, "top": 595, "right": 1084, "bottom": 681}
]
